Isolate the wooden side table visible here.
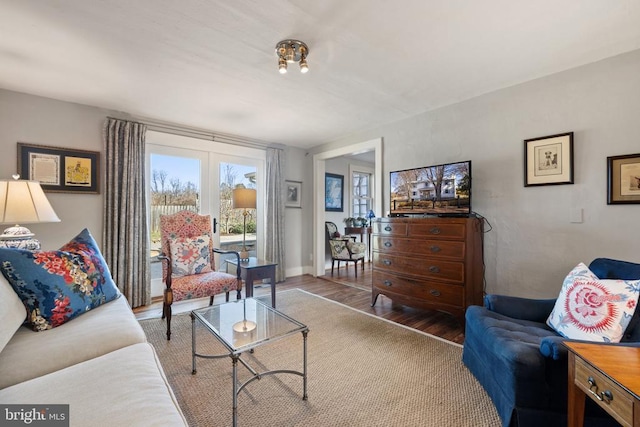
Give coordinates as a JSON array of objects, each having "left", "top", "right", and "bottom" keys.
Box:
[
  {"left": 566, "top": 341, "right": 640, "bottom": 427},
  {"left": 226, "top": 257, "right": 278, "bottom": 308}
]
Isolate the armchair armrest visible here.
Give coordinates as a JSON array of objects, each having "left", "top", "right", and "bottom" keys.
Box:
[
  {"left": 213, "top": 248, "right": 242, "bottom": 281},
  {"left": 157, "top": 252, "right": 172, "bottom": 287},
  {"left": 484, "top": 294, "right": 556, "bottom": 323}
]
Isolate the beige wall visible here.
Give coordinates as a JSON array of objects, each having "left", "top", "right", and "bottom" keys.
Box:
[
  {"left": 3, "top": 47, "right": 639, "bottom": 297},
  {"left": 0, "top": 90, "right": 110, "bottom": 249},
  {"left": 311, "top": 48, "right": 640, "bottom": 298}
]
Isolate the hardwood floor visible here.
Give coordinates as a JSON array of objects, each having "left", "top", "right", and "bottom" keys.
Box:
[{"left": 134, "top": 263, "right": 465, "bottom": 344}]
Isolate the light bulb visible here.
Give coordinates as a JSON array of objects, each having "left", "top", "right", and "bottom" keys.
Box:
[{"left": 278, "top": 58, "right": 287, "bottom": 74}]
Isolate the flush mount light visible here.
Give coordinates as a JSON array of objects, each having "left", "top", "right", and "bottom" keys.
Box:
[{"left": 275, "top": 39, "right": 309, "bottom": 74}]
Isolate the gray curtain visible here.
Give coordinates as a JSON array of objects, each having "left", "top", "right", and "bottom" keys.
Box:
[
  {"left": 103, "top": 118, "right": 150, "bottom": 308},
  {"left": 265, "top": 148, "right": 286, "bottom": 282}
]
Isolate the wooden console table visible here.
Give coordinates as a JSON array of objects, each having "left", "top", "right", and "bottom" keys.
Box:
[
  {"left": 344, "top": 226, "right": 372, "bottom": 261},
  {"left": 566, "top": 341, "right": 640, "bottom": 427},
  {"left": 226, "top": 257, "right": 278, "bottom": 308}
]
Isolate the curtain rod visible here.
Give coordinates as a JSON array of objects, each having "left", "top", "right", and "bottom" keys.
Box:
[{"left": 106, "top": 116, "right": 285, "bottom": 151}]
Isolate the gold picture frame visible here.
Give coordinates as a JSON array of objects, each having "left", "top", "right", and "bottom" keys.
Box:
[{"left": 17, "top": 143, "right": 100, "bottom": 194}]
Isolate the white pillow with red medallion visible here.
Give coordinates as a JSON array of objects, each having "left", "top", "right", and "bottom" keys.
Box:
[
  {"left": 169, "top": 235, "right": 213, "bottom": 277},
  {"left": 546, "top": 262, "right": 640, "bottom": 342}
]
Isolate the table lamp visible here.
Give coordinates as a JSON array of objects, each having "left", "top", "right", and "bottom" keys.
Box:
[
  {"left": 0, "top": 175, "right": 61, "bottom": 250},
  {"left": 367, "top": 209, "right": 376, "bottom": 225},
  {"left": 232, "top": 185, "right": 256, "bottom": 261}
]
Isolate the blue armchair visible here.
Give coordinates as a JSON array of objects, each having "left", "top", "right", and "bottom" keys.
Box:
[{"left": 462, "top": 258, "right": 640, "bottom": 427}]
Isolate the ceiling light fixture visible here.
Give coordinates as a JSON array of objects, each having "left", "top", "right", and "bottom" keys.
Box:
[{"left": 275, "top": 39, "right": 309, "bottom": 74}]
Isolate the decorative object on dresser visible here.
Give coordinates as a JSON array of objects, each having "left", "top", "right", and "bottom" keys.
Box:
[
  {"left": 0, "top": 175, "right": 61, "bottom": 250},
  {"left": 371, "top": 216, "right": 484, "bottom": 323}
]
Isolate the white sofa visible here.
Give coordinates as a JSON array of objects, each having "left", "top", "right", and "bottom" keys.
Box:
[{"left": 0, "top": 274, "right": 187, "bottom": 426}]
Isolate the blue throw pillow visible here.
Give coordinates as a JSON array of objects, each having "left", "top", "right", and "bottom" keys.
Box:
[{"left": 0, "top": 228, "right": 120, "bottom": 331}]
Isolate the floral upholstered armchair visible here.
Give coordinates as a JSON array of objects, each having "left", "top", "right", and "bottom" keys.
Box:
[
  {"left": 325, "top": 221, "right": 366, "bottom": 278},
  {"left": 158, "top": 210, "right": 242, "bottom": 340}
]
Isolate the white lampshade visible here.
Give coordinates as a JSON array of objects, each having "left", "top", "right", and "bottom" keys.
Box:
[
  {"left": 232, "top": 188, "right": 257, "bottom": 210},
  {"left": 0, "top": 179, "right": 60, "bottom": 225}
]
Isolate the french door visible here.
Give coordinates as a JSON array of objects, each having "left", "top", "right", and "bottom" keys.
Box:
[{"left": 146, "top": 131, "right": 265, "bottom": 299}]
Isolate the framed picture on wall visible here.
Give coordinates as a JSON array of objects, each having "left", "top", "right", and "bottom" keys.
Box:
[
  {"left": 325, "top": 173, "right": 344, "bottom": 212},
  {"left": 285, "top": 180, "right": 302, "bottom": 208},
  {"left": 607, "top": 153, "right": 640, "bottom": 204},
  {"left": 524, "top": 132, "right": 574, "bottom": 187},
  {"left": 17, "top": 143, "right": 100, "bottom": 194}
]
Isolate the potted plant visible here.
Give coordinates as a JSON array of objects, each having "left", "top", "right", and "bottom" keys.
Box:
[{"left": 343, "top": 217, "right": 355, "bottom": 227}]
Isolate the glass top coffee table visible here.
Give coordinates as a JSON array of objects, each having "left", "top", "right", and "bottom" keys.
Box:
[{"left": 190, "top": 298, "right": 309, "bottom": 427}]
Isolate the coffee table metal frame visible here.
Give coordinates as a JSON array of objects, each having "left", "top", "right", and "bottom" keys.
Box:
[{"left": 190, "top": 298, "right": 309, "bottom": 427}]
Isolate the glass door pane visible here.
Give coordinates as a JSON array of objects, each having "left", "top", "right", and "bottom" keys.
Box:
[
  {"left": 218, "top": 162, "right": 257, "bottom": 264},
  {"left": 149, "top": 153, "right": 202, "bottom": 283}
]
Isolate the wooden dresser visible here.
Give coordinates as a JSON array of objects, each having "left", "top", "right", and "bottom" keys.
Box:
[{"left": 371, "top": 216, "right": 484, "bottom": 323}]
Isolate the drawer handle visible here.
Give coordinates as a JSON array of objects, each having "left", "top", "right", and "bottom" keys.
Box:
[
  {"left": 384, "top": 226, "right": 392, "bottom": 231},
  {"left": 429, "top": 265, "right": 440, "bottom": 273},
  {"left": 429, "top": 289, "right": 441, "bottom": 297},
  {"left": 587, "top": 377, "right": 613, "bottom": 404},
  {"left": 429, "top": 245, "right": 441, "bottom": 253},
  {"left": 383, "top": 259, "right": 392, "bottom": 266},
  {"left": 430, "top": 227, "right": 441, "bottom": 235},
  {"left": 384, "top": 241, "right": 392, "bottom": 248},
  {"left": 383, "top": 280, "right": 392, "bottom": 287}
]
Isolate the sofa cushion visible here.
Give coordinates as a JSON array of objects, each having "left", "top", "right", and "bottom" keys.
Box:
[
  {"left": 0, "top": 274, "right": 26, "bottom": 354},
  {"left": 0, "top": 296, "right": 146, "bottom": 389},
  {"left": 547, "top": 262, "right": 640, "bottom": 342},
  {"left": 0, "top": 343, "right": 187, "bottom": 426},
  {"left": 0, "top": 228, "right": 120, "bottom": 331},
  {"left": 169, "top": 235, "right": 213, "bottom": 277}
]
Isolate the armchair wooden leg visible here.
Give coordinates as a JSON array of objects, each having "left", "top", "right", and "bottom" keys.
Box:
[
  {"left": 164, "top": 288, "right": 173, "bottom": 341},
  {"left": 354, "top": 259, "right": 358, "bottom": 278},
  {"left": 331, "top": 260, "right": 335, "bottom": 275},
  {"left": 236, "top": 289, "right": 241, "bottom": 300},
  {"left": 225, "top": 291, "right": 230, "bottom": 302},
  {"left": 209, "top": 296, "right": 214, "bottom": 306}
]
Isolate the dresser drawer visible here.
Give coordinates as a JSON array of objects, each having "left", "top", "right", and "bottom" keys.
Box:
[
  {"left": 372, "top": 221, "right": 407, "bottom": 236},
  {"left": 574, "top": 357, "right": 633, "bottom": 426},
  {"left": 374, "top": 236, "right": 465, "bottom": 259},
  {"left": 373, "top": 253, "right": 464, "bottom": 283},
  {"left": 373, "top": 271, "right": 463, "bottom": 307},
  {"left": 409, "top": 222, "right": 465, "bottom": 239}
]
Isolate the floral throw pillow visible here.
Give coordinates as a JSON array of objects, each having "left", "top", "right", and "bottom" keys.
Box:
[
  {"left": 0, "top": 228, "right": 120, "bottom": 331},
  {"left": 546, "top": 262, "right": 640, "bottom": 342},
  {"left": 169, "top": 235, "right": 213, "bottom": 277}
]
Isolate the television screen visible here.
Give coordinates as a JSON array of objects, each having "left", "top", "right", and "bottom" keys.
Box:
[{"left": 390, "top": 160, "right": 471, "bottom": 217}]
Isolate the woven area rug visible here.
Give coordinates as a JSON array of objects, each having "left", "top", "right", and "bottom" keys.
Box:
[{"left": 140, "top": 289, "right": 500, "bottom": 426}]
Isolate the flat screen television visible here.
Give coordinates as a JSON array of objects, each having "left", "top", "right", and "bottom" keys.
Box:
[{"left": 389, "top": 160, "right": 472, "bottom": 217}]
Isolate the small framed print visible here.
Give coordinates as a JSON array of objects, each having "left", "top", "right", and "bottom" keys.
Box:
[
  {"left": 607, "top": 153, "right": 640, "bottom": 204},
  {"left": 524, "top": 132, "right": 574, "bottom": 187},
  {"left": 325, "top": 173, "right": 344, "bottom": 212},
  {"left": 17, "top": 143, "right": 100, "bottom": 194},
  {"left": 285, "top": 180, "right": 302, "bottom": 208}
]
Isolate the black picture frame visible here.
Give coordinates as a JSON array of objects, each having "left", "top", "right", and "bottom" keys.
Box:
[
  {"left": 285, "top": 180, "right": 302, "bottom": 208},
  {"left": 524, "top": 132, "right": 574, "bottom": 187},
  {"left": 17, "top": 143, "right": 100, "bottom": 194},
  {"left": 607, "top": 153, "right": 640, "bottom": 204},
  {"left": 325, "top": 173, "right": 344, "bottom": 212}
]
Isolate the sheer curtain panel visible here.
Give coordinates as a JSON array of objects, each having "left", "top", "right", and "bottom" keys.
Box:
[{"left": 103, "top": 118, "right": 150, "bottom": 307}]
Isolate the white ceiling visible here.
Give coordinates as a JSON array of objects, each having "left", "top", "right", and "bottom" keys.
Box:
[{"left": 2, "top": 1, "right": 640, "bottom": 149}]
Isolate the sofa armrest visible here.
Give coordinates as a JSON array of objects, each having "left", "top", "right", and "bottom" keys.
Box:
[{"left": 484, "top": 294, "right": 557, "bottom": 322}]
